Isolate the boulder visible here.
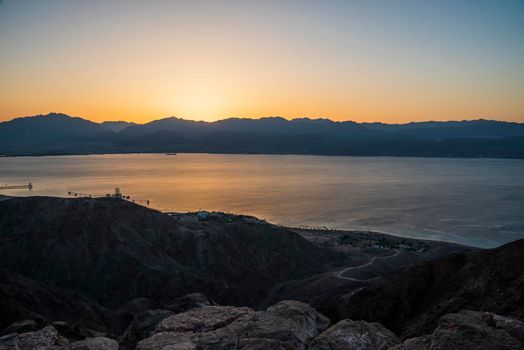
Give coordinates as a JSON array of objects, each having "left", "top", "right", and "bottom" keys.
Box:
[
  {"left": 490, "top": 312, "right": 524, "bottom": 344},
  {"left": 135, "top": 332, "right": 196, "bottom": 350},
  {"left": 71, "top": 337, "right": 118, "bottom": 350},
  {"left": 389, "top": 335, "right": 431, "bottom": 350},
  {"left": 136, "top": 306, "right": 254, "bottom": 350},
  {"left": 309, "top": 319, "right": 400, "bottom": 350},
  {"left": 243, "top": 300, "right": 329, "bottom": 349},
  {"left": 239, "top": 338, "right": 287, "bottom": 350},
  {"left": 429, "top": 310, "right": 524, "bottom": 350},
  {"left": 137, "top": 301, "right": 330, "bottom": 350},
  {"left": 155, "top": 305, "right": 254, "bottom": 334},
  {"left": 0, "top": 325, "right": 70, "bottom": 350},
  {"left": 392, "top": 310, "right": 524, "bottom": 350},
  {"left": 123, "top": 291, "right": 214, "bottom": 347}
]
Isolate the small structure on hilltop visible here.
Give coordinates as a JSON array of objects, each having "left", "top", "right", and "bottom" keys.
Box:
[
  {"left": 67, "top": 188, "right": 150, "bottom": 206},
  {"left": 197, "top": 211, "right": 211, "bottom": 220},
  {"left": 112, "top": 187, "right": 122, "bottom": 198}
]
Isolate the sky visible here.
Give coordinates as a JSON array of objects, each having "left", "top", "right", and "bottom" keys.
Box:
[{"left": 0, "top": 0, "right": 523, "bottom": 124}]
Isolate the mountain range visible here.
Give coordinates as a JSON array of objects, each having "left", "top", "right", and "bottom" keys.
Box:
[{"left": 1, "top": 113, "right": 524, "bottom": 158}]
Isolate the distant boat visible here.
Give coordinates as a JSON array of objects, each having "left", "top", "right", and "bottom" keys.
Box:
[{"left": 165, "top": 153, "right": 177, "bottom": 156}]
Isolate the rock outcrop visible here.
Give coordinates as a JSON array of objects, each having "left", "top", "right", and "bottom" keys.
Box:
[
  {"left": 0, "top": 325, "right": 70, "bottom": 350},
  {"left": 242, "top": 301, "right": 329, "bottom": 348},
  {"left": 392, "top": 310, "right": 524, "bottom": 350},
  {"left": 71, "top": 336, "right": 119, "bottom": 350},
  {"left": 2, "top": 305, "right": 524, "bottom": 349},
  {"left": 309, "top": 319, "right": 400, "bottom": 350},
  {"left": 137, "top": 300, "right": 329, "bottom": 350}
]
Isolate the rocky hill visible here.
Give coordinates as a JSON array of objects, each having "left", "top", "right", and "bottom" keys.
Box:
[
  {"left": 321, "top": 239, "right": 524, "bottom": 339},
  {"left": 2, "top": 299, "right": 524, "bottom": 349},
  {"left": 0, "top": 196, "right": 341, "bottom": 312},
  {"left": 0, "top": 196, "right": 523, "bottom": 349}
]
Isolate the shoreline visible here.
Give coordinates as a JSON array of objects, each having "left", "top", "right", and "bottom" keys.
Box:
[
  {"left": 2, "top": 151, "right": 524, "bottom": 161},
  {"left": 168, "top": 209, "right": 477, "bottom": 251},
  {"left": 0, "top": 194, "right": 493, "bottom": 249}
]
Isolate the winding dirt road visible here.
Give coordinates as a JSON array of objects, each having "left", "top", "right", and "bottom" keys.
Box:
[{"left": 334, "top": 249, "right": 400, "bottom": 281}]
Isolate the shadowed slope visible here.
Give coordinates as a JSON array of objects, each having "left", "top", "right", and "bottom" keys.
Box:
[
  {"left": 0, "top": 196, "right": 340, "bottom": 309},
  {"left": 325, "top": 239, "right": 524, "bottom": 338}
]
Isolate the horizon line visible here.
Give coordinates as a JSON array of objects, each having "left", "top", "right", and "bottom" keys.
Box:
[{"left": 2, "top": 112, "right": 523, "bottom": 126}]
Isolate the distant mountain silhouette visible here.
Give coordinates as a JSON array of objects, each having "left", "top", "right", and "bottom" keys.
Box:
[
  {"left": 120, "top": 116, "right": 379, "bottom": 138},
  {"left": 363, "top": 119, "right": 524, "bottom": 140},
  {"left": 0, "top": 113, "right": 109, "bottom": 144},
  {"left": 100, "top": 121, "right": 136, "bottom": 132},
  {"left": 1, "top": 113, "right": 523, "bottom": 158}
]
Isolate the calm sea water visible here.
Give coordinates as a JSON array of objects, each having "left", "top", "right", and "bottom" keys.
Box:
[{"left": 1, "top": 153, "right": 523, "bottom": 248}]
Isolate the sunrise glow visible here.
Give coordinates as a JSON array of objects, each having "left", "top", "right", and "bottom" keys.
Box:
[{"left": 1, "top": 0, "right": 523, "bottom": 123}]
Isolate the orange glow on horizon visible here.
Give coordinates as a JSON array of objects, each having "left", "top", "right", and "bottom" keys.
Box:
[{"left": 1, "top": 1, "right": 523, "bottom": 124}]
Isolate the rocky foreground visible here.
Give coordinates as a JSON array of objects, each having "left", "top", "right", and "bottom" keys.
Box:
[
  {"left": 2, "top": 297, "right": 524, "bottom": 349},
  {"left": 0, "top": 196, "right": 523, "bottom": 349}
]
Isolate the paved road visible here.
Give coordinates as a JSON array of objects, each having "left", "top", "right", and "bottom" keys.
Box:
[{"left": 333, "top": 249, "right": 400, "bottom": 281}]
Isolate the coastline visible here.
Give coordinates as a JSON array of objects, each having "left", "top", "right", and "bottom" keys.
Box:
[
  {"left": 168, "top": 209, "right": 476, "bottom": 251},
  {"left": 0, "top": 194, "right": 494, "bottom": 249},
  {"left": 2, "top": 150, "right": 524, "bottom": 160}
]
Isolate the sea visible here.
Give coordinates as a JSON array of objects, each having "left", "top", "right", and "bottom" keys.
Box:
[{"left": 1, "top": 153, "right": 523, "bottom": 248}]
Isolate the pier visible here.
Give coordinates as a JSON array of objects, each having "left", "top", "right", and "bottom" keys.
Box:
[{"left": 1, "top": 183, "right": 32, "bottom": 190}]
